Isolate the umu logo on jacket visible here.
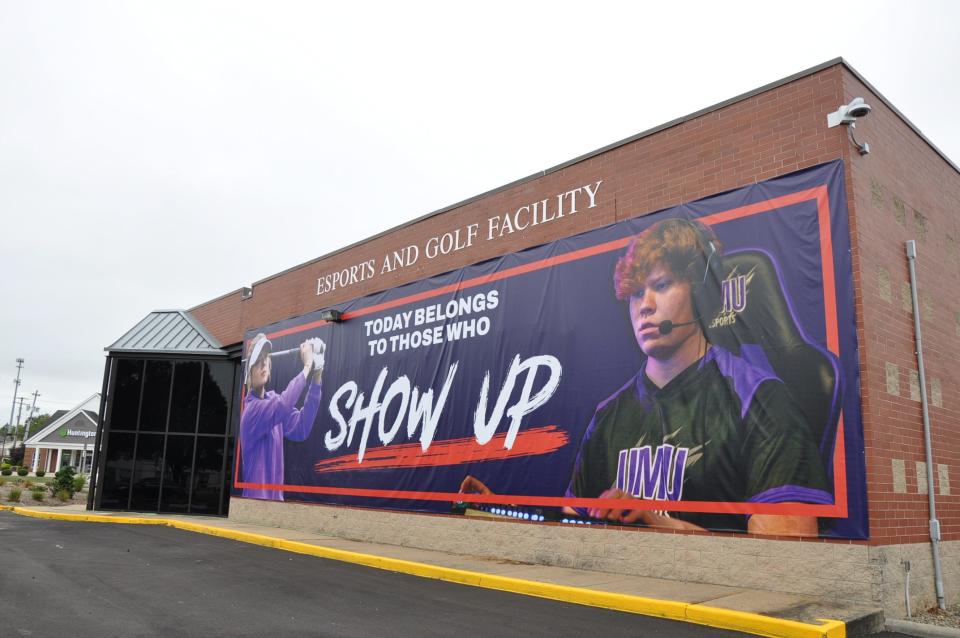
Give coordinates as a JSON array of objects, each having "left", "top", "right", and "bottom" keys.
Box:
[{"left": 615, "top": 444, "right": 688, "bottom": 500}]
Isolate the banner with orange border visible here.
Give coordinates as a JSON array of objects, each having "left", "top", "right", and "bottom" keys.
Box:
[{"left": 234, "top": 161, "right": 866, "bottom": 539}]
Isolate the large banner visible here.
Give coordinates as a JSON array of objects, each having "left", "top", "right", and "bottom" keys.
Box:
[{"left": 234, "top": 161, "right": 867, "bottom": 539}]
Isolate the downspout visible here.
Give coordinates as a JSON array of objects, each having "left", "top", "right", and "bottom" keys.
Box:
[{"left": 905, "top": 239, "right": 945, "bottom": 610}]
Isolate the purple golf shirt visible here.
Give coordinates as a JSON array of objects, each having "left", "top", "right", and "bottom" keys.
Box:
[{"left": 240, "top": 371, "right": 322, "bottom": 500}]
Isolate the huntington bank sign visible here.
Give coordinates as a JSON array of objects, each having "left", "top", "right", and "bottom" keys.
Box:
[
  {"left": 60, "top": 428, "right": 96, "bottom": 439},
  {"left": 237, "top": 161, "right": 868, "bottom": 540}
]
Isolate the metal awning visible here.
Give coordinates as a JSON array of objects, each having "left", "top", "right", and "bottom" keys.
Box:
[{"left": 105, "top": 310, "right": 227, "bottom": 356}]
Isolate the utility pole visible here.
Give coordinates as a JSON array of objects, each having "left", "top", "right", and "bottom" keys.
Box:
[
  {"left": 14, "top": 397, "right": 26, "bottom": 462},
  {"left": 7, "top": 358, "right": 24, "bottom": 436},
  {"left": 15, "top": 397, "right": 26, "bottom": 436},
  {"left": 24, "top": 390, "right": 39, "bottom": 442}
]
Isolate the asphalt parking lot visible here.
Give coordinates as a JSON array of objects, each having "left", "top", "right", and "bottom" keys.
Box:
[{"left": 1, "top": 511, "right": 758, "bottom": 638}]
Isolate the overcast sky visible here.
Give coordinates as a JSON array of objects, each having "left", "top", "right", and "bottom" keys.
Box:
[{"left": 1, "top": 1, "right": 958, "bottom": 420}]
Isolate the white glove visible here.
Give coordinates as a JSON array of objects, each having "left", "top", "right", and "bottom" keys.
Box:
[{"left": 310, "top": 338, "right": 326, "bottom": 374}]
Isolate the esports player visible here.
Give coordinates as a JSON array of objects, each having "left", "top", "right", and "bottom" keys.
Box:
[
  {"left": 564, "top": 218, "right": 832, "bottom": 535},
  {"left": 462, "top": 218, "right": 831, "bottom": 536}
]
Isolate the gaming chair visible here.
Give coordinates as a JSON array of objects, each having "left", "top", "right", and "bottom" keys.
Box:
[{"left": 703, "top": 249, "right": 842, "bottom": 479}]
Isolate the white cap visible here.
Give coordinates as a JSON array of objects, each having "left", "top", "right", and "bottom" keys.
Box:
[{"left": 245, "top": 334, "right": 272, "bottom": 386}]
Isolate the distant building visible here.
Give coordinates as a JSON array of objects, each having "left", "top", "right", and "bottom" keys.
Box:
[{"left": 25, "top": 394, "right": 100, "bottom": 474}]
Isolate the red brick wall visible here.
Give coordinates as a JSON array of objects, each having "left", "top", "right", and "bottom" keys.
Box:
[
  {"left": 23, "top": 447, "right": 54, "bottom": 473},
  {"left": 842, "top": 70, "right": 960, "bottom": 545},
  {"left": 38, "top": 448, "right": 53, "bottom": 473}
]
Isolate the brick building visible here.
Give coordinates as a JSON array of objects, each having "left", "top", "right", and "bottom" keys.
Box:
[
  {"left": 91, "top": 58, "right": 960, "bottom": 615},
  {"left": 25, "top": 394, "right": 99, "bottom": 474}
]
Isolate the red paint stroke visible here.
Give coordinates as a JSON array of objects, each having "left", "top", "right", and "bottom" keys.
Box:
[{"left": 314, "top": 425, "right": 568, "bottom": 474}]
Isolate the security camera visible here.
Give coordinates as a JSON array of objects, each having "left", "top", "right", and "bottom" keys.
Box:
[
  {"left": 826, "top": 97, "right": 873, "bottom": 155},
  {"left": 827, "top": 97, "right": 873, "bottom": 128},
  {"left": 846, "top": 97, "right": 872, "bottom": 118}
]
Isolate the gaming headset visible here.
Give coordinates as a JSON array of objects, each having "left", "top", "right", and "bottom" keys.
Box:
[{"left": 654, "top": 218, "right": 725, "bottom": 335}]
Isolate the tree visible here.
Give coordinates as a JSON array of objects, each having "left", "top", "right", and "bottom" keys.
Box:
[
  {"left": 9, "top": 444, "right": 24, "bottom": 466},
  {"left": 52, "top": 465, "right": 77, "bottom": 498},
  {"left": 11, "top": 413, "right": 51, "bottom": 444},
  {"left": 26, "top": 413, "right": 51, "bottom": 439}
]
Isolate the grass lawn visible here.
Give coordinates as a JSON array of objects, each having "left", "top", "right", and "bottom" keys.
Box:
[{"left": 0, "top": 475, "right": 53, "bottom": 483}]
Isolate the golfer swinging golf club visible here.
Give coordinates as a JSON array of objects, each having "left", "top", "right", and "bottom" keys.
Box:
[{"left": 240, "top": 333, "right": 326, "bottom": 501}]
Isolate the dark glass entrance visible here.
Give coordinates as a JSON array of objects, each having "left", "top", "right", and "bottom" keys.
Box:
[{"left": 94, "top": 356, "right": 238, "bottom": 515}]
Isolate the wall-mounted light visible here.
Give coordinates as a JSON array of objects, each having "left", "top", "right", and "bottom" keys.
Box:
[
  {"left": 827, "top": 97, "right": 872, "bottom": 155},
  {"left": 319, "top": 309, "right": 344, "bottom": 322}
]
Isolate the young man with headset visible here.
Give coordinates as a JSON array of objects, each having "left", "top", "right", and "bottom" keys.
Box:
[
  {"left": 461, "top": 218, "right": 831, "bottom": 536},
  {"left": 565, "top": 218, "right": 832, "bottom": 535}
]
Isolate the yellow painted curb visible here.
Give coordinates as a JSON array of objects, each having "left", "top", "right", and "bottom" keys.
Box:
[
  {"left": 2, "top": 507, "right": 845, "bottom": 638},
  {"left": 685, "top": 604, "right": 845, "bottom": 638}
]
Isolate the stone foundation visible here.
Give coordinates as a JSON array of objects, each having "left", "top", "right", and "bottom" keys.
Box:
[{"left": 230, "top": 498, "right": 960, "bottom": 616}]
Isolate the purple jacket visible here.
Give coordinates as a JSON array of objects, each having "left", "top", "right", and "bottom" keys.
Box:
[{"left": 240, "top": 371, "right": 322, "bottom": 500}]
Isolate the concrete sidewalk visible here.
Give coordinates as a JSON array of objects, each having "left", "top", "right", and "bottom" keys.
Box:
[{"left": 2, "top": 504, "right": 885, "bottom": 638}]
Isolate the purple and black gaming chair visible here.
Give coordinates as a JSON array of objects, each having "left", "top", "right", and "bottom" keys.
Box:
[{"left": 703, "top": 249, "right": 842, "bottom": 482}]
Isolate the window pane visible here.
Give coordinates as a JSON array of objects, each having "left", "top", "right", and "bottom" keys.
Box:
[
  {"left": 140, "top": 361, "right": 172, "bottom": 432},
  {"left": 129, "top": 433, "right": 163, "bottom": 511},
  {"left": 169, "top": 361, "right": 202, "bottom": 433},
  {"left": 160, "top": 435, "right": 194, "bottom": 513},
  {"left": 99, "top": 433, "right": 135, "bottom": 510},
  {"left": 190, "top": 436, "right": 224, "bottom": 514},
  {"left": 111, "top": 359, "right": 143, "bottom": 432},
  {"left": 198, "top": 361, "right": 234, "bottom": 434}
]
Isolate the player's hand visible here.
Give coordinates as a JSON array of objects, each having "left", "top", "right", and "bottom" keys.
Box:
[
  {"left": 589, "top": 492, "right": 701, "bottom": 529},
  {"left": 589, "top": 487, "right": 645, "bottom": 524},
  {"left": 299, "top": 342, "right": 313, "bottom": 369},
  {"left": 459, "top": 475, "right": 493, "bottom": 496},
  {"left": 306, "top": 338, "right": 326, "bottom": 381},
  {"left": 456, "top": 475, "right": 494, "bottom": 510},
  {"left": 639, "top": 510, "right": 697, "bottom": 529}
]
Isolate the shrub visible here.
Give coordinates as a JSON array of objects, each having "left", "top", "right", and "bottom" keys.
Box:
[
  {"left": 55, "top": 489, "right": 71, "bottom": 502},
  {"left": 1, "top": 469, "right": 11, "bottom": 476},
  {"left": 8, "top": 488, "right": 21, "bottom": 502},
  {"left": 17, "top": 467, "right": 28, "bottom": 477},
  {"left": 0, "top": 463, "right": 10, "bottom": 471},
  {"left": 35, "top": 469, "right": 45, "bottom": 477},
  {"left": 52, "top": 466, "right": 76, "bottom": 498},
  {"left": 73, "top": 475, "right": 86, "bottom": 493},
  {"left": 31, "top": 489, "right": 44, "bottom": 501}
]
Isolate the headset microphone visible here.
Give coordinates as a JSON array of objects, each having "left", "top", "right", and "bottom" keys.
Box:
[{"left": 657, "top": 317, "right": 701, "bottom": 335}]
